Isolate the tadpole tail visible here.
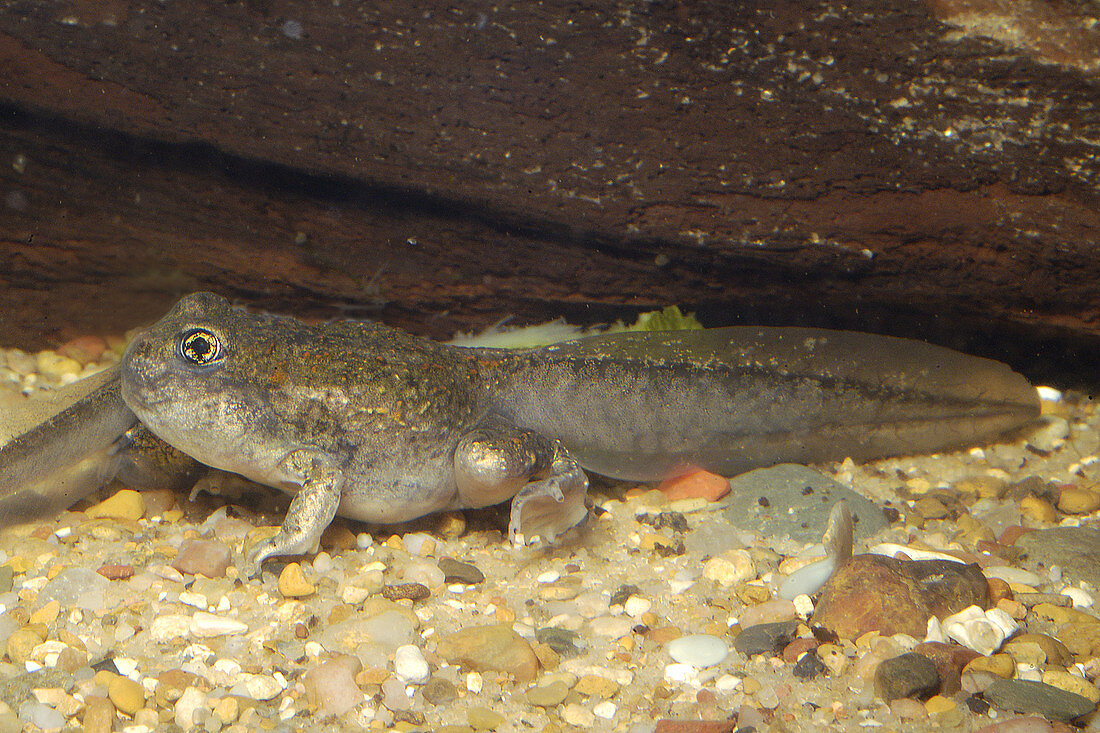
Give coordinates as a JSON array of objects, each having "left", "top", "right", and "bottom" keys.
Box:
[
  {"left": 0, "top": 367, "right": 137, "bottom": 526},
  {"left": 495, "top": 326, "right": 1041, "bottom": 480}
]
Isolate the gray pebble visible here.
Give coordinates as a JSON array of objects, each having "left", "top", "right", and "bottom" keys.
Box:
[
  {"left": 437, "top": 557, "right": 485, "bottom": 585},
  {"left": 984, "top": 679, "right": 1095, "bottom": 723},
  {"left": 535, "top": 627, "right": 585, "bottom": 657},
  {"left": 421, "top": 677, "right": 458, "bottom": 705},
  {"left": 1015, "top": 527, "right": 1100, "bottom": 589},
  {"left": 873, "top": 652, "right": 940, "bottom": 701},
  {"left": 732, "top": 620, "right": 799, "bottom": 657}
]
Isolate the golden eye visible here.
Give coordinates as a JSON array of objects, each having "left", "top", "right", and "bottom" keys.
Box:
[{"left": 180, "top": 329, "right": 222, "bottom": 365}]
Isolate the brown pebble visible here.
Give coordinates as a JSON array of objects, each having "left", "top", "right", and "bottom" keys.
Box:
[
  {"left": 172, "top": 538, "right": 232, "bottom": 578},
  {"left": 781, "top": 637, "right": 819, "bottom": 664},
  {"left": 382, "top": 582, "right": 430, "bottom": 601},
  {"left": 999, "top": 526, "right": 1032, "bottom": 545},
  {"left": 986, "top": 577, "right": 1012, "bottom": 604},
  {"left": 81, "top": 695, "right": 116, "bottom": 733},
  {"left": 97, "top": 564, "right": 135, "bottom": 580}
]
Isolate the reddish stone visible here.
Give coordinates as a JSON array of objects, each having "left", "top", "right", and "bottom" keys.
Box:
[
  {"left": 811, "top": 554, "right": 991, "bottom": 639},
  {"left": 986, "top": 577, "right": 1013, "bottom": 604},
  {"left": 781, "top": 637, "right": 820, "bottom": 664},
  {"left": 657, "top": 469, "right": 731, "bottom": 503},
  {"left": 97, "top": 564, "right": 135, "bottom": 580},
  {"left": 913, "top": 641, "right": 980, "bottom": 695},
  {"left": 172, "top": 538, "right": 232, "bottom": 578}
]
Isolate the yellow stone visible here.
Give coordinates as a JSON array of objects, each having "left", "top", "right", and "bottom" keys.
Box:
[
  {"left": 573, "top": 674, "right": 620, "bottom": 698},
  {"left": 82, "top": 696, "right": 115, "bottom": 733},
  {"left": 467, "top": 706, "right": 505, "bottom": 729},
  {"left": 1043, "top": 669, "right": 1100, "bottom": 703},
  {"left": 86, "top": 489, "right": 146, "bottom": 522},
  {"left": 6, "top": 627, "right": 43, "bottom": 664},
  {"left": 108, "top": 675, "right": 145, "bottom": 715},
  {"left": 1019, "top": 495, "right": 1059, "bottom": 523},
  {"left": 385, "top": 535, "right": 405, "bottom": 550},
  {"left": 638, "top": 532, "right": 678, "bottom": 552},
  {"left": 1058, "top": 487, "right": 1100, "bottom": 515},
  {"left": 278, "top": 563, "right": 316, "bottom": 598},
  {"left": 914, "top": 496, "right": 949, "bottom": 520},
  {"left": 1033, "top": 603, "right": 1099, "bottom": 626},
  {"left": 30, "top": 600, "right": 60, "bottom": 626},
  {"left": 213, "top": 695, "right": 240, "bottom": 724},
  {"left": 1012, "top": 633, "right": 1072, "bottom": 667},
  {"left": 964, "top": 654, "right": 1015, "bottom": 678},
  {"left": 953, "top": 476, "right": 1007, "bottom": 500},
  {"left": 1003, "top": 640, "right": 1047, "bottom": 667},
  {"left": 925, "top": 695, "right": 956, "bottom": 714},
  {"left": 93, "top": 670, "right": 118, "bottom": 688}
]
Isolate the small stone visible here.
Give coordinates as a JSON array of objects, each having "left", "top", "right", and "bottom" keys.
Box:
[
  {"left": 6, "top": 628, "right": 42, "bottom": 664},
  {"left": 811, "top": 554, "right": 990, "bottom": 639},
  {"left": 303, "top": 655, "right": 363, "bottom": 717},
  {"left": 525, "top": 680, "right": 569, "bottom": 707},
  {"left": 535, "top": 627, "right": 584, "bottom": 657},
  {"left": 984, "top": 679, "right": 1096, "bottom": 723},
  {"left": 965, "top": 654, "right": 1015, "bottom": 679},
  {"left": 561, "top": 703, "right": 595, "bottom": 727},
  {"left": 1020, "top": 495, "right": 1059, "bottom": 523},
  {"left": 437, "top": 557, "right": 484, "bottom": 584},
  {"left": 422, "top": 677, "right": 458, "bottom": 704},
  {"left": 29, "top": 600, "right": 59, "bottom": 626},
  {"left": 382, "top": 582, "right": 430, "bottom": 601},
  {"left": 190, "top": 612, "right": 248, "bottom": 637},
  {"left": 609, "top": 584, "right": 642, "bottom": 606},
  {"left": 702, "top": 550, "right": 755, "bottom": 586},
  {"left": 666, "top": 634, "right": 729, "bottom": 668},
  {"left": 914, "top": 496, "right": 950, "bottom": 520},
  {"left": 624, "top": 596, "right": 652, "bottom": 618},
  {"left": 172, "top": 539, "right": 232, "bottom": 578},
  {"left": 150, "top": 614, "right": 191, "bottom": 642},
  {"left": 436, "top": 624, "right": 539, "bottom": 683},
  {"left": 96, "top": 564, "right": 134, "bottom": 580},
  {"left": 394, "top": 644, "right": 430, "bottom": 684},
  {"left": 1026, "top": 416, "right": 1069, "bottom": 454},
  {"left": 1006, "top": 633, "right": 1072, "bottom": 667},
  {"left": 1042, "top": 670, "right": 1100, "bottom": 703},
  {"left": 173, "top": 686, "right": 207, "bottom": 729},
  {"left": 278, "top": 563, "right": 316, "bottom": 597},
  {"left": 732, "top": 620, "right": 799, "bottom": 657},
  {"left": 81, "top": 696, "right": 115, "bottom": 733},
  {"left": 593, "top": 700, "right": 617, "bottom": 719},
  {"left": 107, "top": 675, "right": 145, "bottom": 715},
  {"left": 1057, "top": 487, "right": 1100, "bottom": 515},
  {"left": 467, "top": 706, "right": 505, "bottom": 729},
  {"left": 657, "top": 469, "right": 730, "bottom": 502},
  {"left": 953, "top": 476, "right": 1008, "bottom": 500},
  {"left": 740, "top": 598, "right": 798, "bottom": 628},
  {"left": 382, "top": 676, "right": 413, "bottom": 711},
  {"left": 925, "top": 694, "right": 956, "bottom": 714},
  {"left": 793, "top": 650, "right": 825, "bottom": 679},
  {"left": 85, "top": 489, "right": 145, "bottom": 521},
  {"left": 573, "top": 674, "right": 620, "bottom": 699},
  {"left": 873, "top": 652, "right": 941, "bottom": 701}
]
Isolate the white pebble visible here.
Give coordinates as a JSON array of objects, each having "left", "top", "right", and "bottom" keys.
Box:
[
  {"left": 174, "top": 686, "right": 208, "bottom": 729},
  {"left": 312, "top": 552, "right": 333, "bottom": 573},
  {"left": 466, "top": 672, "right": 483, "bottom": 694},
  {"left": 667, "top": 634, "right": 729, "bottom": 668},
  {"left": 356, "top": 532, "right": 374, "bottom": 549},
  {"left": 792, "top": 594, "right": 815, "bottom": 617},
  {"left": 663, "top": 663, "right": 699, "bottom": 684},
  {"left": 1037, "top": 385, "right": 1063, "bottom": 402},
  {"left": 1063, "top": 586, "right": 1095, "bottom": 608},
  {"left": 150, "top": 614, "right": 191, "bottom": 642},
  {"left": 537, "top": 570, "right": 561, "bottom": 583},
  {"left": 562, "top": 703, "right": 595, "bottom": 727},
  {"left": 593, "top": 701, "right": 617, "bottom": 719},
  {"left": 715, "top": 674, "right": 742, "bottom": 694},
  {"left": 623, "top": 596, "right": 652, "bottom": 618},
  {"left": 983, "top": 566, "right": 1043, "bottom": 586},
  {"left": 233, "top": 673, "right": 285, "bottom": 701},
  {"left": 190, "top": 612, "right": 248, "bottom": 637},
  {"left": 393, "top": 645, "right": 430, "bottom": 684},
  {"left": 942, "top": 605, "right": 1017, "bottom": 655},
  {"left": 588, "top": 616, "right": 634, "bottom": 639}
]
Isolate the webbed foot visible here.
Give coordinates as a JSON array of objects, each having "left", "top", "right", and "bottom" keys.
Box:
[
  {"left": 241, "top": 472, "right": 341, "bottom": 577},
  {"left": 508, "top": 452, "right": 589, "bottom": 546}
]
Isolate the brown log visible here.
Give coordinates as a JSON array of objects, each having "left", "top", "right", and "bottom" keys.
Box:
[{"left": 0, "top": 1, "right": 1097, "bottom": 385}]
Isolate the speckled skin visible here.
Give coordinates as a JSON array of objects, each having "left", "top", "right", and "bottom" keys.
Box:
[{"left": 120, "top": 293, "right": 1039, "bottom": 575}]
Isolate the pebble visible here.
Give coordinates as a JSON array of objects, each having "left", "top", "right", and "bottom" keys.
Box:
[
  {"left": 382, "top": 582, "right": 431, "bottom": 601},
  {"left": 302, "top": 657, "right": 364, "bottom": 718},
  {"left": 873, "top": 652, "right": 941, "bottom": 701},
  {"left": 657, "top": 469, "right": 730, "bottom": 502},
  {"left": 984, "top": 679, "right": 1096, "bottom": 723},
  {"left": 173, "top": 686, "right": 207, "bottom": 729},
  {"left": 1042, "top": 669, "right": 1100, "bottom": 703},
  {"left": 467, "top": 706, "right": 505, "bottom": 729},
  {"left": 422, "top": 677, "right": 458, "bottom": 704},
  {"left": 733, "top": 621, "right": 799, "bottom": 657},
  {"left": 84, "top": 489, "right": 145, "bottom": 521},
  {"left": 438, "top": 557, "right": 485, "bottom": 584},
  {"left": 965, "top": 654, "right": 1016, "bottom": 679},
  {"left": 702, "top": 550, "right": 755, "bottom": 586},
  {"left": 172, "top": 538, "right": 232, "bottom": 577},
  {"left": 793, "top": 650, "right": 825, "bottom": 679},
  {"left": 394, "top": 644, "right": 430, "bottom": 683},
  {"left": 525, "top": 680, "right": 569, "bottom": 707},
  {"left": 81, "top": 696, "right": 114, "bottom": 733},
  {"left": 739, "top": 598, "right": 797, "bottom": 627},
  {"left": 435, "top": 624, "right": 539, "bottom": 683},
  {"left": 107, "top": 674, "right": 145, "bottom": 715},
  {"left": 666, "top": 634, "right": 729, "bottom": 668},
  {"left": 190, "top": 611, "right": 248, "bottom": 637},
  {"left": 278, "top": 562, "right": 316, "bottom": 597}
]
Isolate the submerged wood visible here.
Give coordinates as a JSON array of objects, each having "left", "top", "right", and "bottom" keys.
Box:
[{"left": 0, "top": 1, "right": 1097, "bottom": 384}]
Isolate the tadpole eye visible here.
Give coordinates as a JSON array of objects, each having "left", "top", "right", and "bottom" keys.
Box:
[{"left": 179, "top": 328, "right": 223, "bottom": 365}]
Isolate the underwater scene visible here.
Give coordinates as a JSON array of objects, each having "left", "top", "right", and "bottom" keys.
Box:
[{"left": 1, "top": 2, "right": 1099, "bottom": 731}]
